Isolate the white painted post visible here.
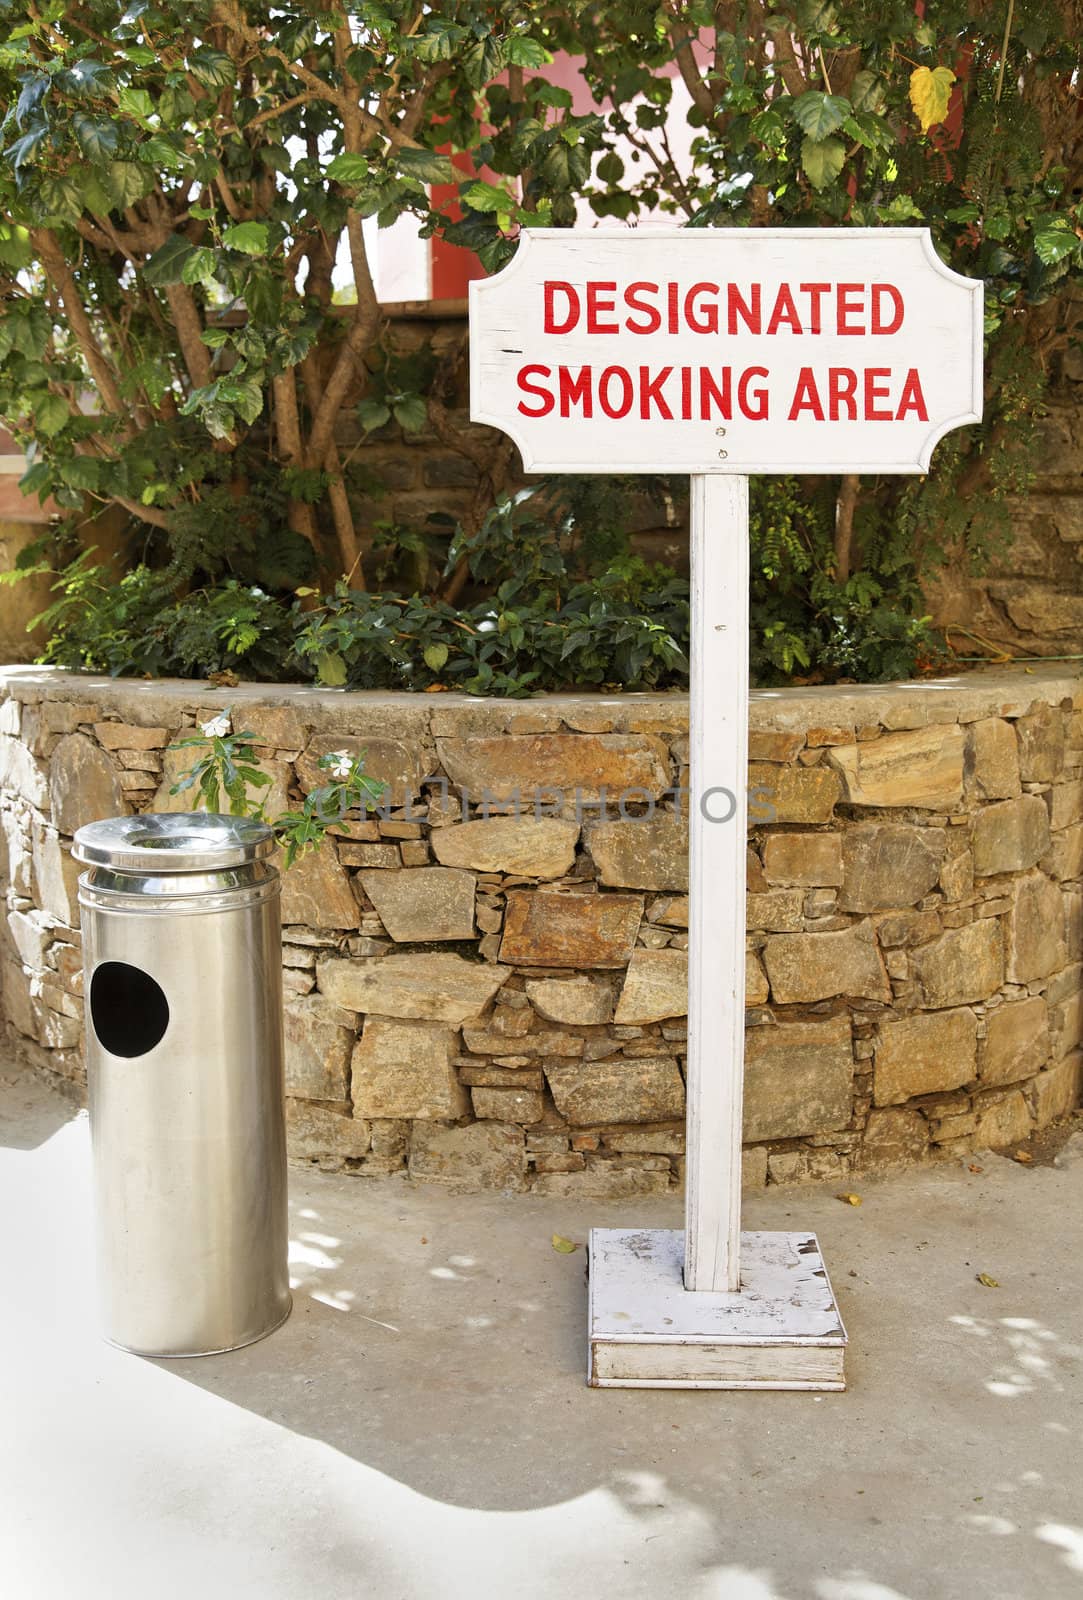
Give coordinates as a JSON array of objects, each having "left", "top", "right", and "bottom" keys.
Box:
[
  {"left": 684, "top": 473, "right": 750, "bottom": 1294},
  {"left": 469, "top": 228, "right": 983, "bottom": 1386}
]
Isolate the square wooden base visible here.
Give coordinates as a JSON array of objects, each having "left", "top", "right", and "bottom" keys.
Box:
[{"left": 588, "top": 1228, "right": 847, "bottom": 1390}]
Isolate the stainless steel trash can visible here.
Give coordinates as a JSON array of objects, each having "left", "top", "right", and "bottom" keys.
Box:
[{"left": 73, "top": 812, "right": 291, "bottom": 1356}]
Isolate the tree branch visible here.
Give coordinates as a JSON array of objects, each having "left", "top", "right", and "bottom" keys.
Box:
[
  {"left": 749, "top": 3, "right": 807, "bottom": 97},
  {"left": 32, "top": 231, "right": 128, "bottom": 421},
  {"left": 304, "top": 209, "right": 379, "bottom": 470},
  {"left": 115, "top": 493, "right": 170, "bottom": 529},
  {"left": 244, "top": 90, "right": 316, "bottom": 129},
  {"left": 162, "top": 283, "right": 213, "bottom": 390},
  {"left": 834, "top": 474, "right": 859, "bottom": 584},
  {"left": 272, "top": 368, "right": 319, "bottom": 553},
  {"left": 300, "top": 353, "right": 365, "bottom": 583},
  {"left": 214, "top": 171, "right": 245, "bottom": 220},
  {"left": 664, "top": 6, "right": 716, "bottom": 119}
]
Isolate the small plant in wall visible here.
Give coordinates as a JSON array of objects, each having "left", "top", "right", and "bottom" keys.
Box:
[{"left": 168, "top": 712, "right": 386, "bottom": 867}]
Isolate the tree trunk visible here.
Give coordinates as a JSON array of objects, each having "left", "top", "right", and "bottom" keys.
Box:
[
  {"left": 272, "top": 369, "right": 320, "bottom": 560},
  {"left": 834, "top": 474, "right": 860, "bottom": 585}
]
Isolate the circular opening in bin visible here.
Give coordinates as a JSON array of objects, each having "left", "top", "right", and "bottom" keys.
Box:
[
  {"left": 130, "top": 834, "right": 214, "bottom": 851},
  {"left": 90, "top": 962, "right": 170, "bottom": 1058}
]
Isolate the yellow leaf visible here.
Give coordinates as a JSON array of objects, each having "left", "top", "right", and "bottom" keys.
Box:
[
  {"left": 909, "top": 65, "right": 956, "bottom": 133},
  {"left": 835, "top": 1192, "right": 863, "bottom": 1206},
  {"left": 977, "top": 1272, "right": 1000, "bottom": 1288},
  {"left": 1013, "top": 1150, "right": 1033, "bottom": 1164},
  {"left": 551, "top": 1233, "right": 580, "bottom": 1253}
]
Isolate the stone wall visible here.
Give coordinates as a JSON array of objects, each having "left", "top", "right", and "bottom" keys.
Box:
[
  {"left": 924, "top": 387, "right": 1083, "bottom": 659},
  {"left": 0, "top": 664, "right": 1080, "bottom": 1194}
]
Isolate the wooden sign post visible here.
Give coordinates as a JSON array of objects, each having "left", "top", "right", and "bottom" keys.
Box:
[{"left": 471, "top": 229, "right": 983, "bottom": 1389}]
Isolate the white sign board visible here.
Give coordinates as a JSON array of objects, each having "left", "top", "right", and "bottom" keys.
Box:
[
  {"left": 469, "top": 228, "right": 984, "bottom": 1390},
  {"left": 470, "top": 228, "right": 982, "bottom": 475}
]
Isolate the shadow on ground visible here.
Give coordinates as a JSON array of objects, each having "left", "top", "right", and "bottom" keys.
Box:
[
  {"left": 0, "top": 1060, "right": 81, "bottom": 1150},
  {"left": 4, "top": 1068, "right": 1081, "bottom": 1600}
]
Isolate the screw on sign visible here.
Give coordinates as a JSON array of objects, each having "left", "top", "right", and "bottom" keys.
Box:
[{"left": 470, "top": 229, "right": 983, "bottom": 1390}]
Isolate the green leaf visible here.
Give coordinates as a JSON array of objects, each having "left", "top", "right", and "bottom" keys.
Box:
[
  {"left": 64, "top": 456, "right": 103, "bottom": 491},
  {"left": 32, "top": 393, "right": 69, "bottom": 438},
  {"left": 397, "top": 146, "right": 455, "bottom": 185},
  {"left": 117, "top": 86, "right": 155, "bottom": 124},
  {"left": 64, "top": 58, "right": 112, "bottom": 94},
  {"left": 8, "top": 304, "right": 49, "bottom": 359},
  {"left": 392, "top": 394, "right": 428, "bottom": 433},
  {"left": 531, "top": 82, "right": 573, "bottom": 111},
  {"left": 181, "top": 245, "right": 217, "bottom": 285},
  {"left": 143, "top": 234, "right": 196, "bottom": 285},
  {"left": 72, "top": 113, "right": 117, "bottom": 163},
  {"left": 220, "top": 376, "right": 264, "bottom": 424},
  {"left": 357, "top": 398, "right": 391, "bottom": 433},
  {"left": 38, "top": 177, "right": 83, "bottom": 224},
  {"left": 158, "top": 85, "right": 196, "bottom": 126},
  {"left": 19, "top": 461, "right": 52, "bottom": 500},
  {"left": 412, "top": 20, "right": 466, "bottom": 62},
  {"left": 187, "top": 46, "right": 235, "bottom": 90},
  {"left": 463, "top": 179, "right": 514, "bottom": 214},
  {"left": 791, "top": 91, "right": 851, "bottom": 139},
  {"left": 0, "top": 224, "right": 32, "bottom": 271},
  {"left": 222, "top": 220, "right": 269, "bottom": 256},
  {"left": 801, "top": 136, "right": 846, "bottom": 191},
  {"left": 16, "top": 75, "right": 50, "bottom": 124},
  {"left": 103, "top": 160, "right": 151, "bottom": 209},
  {"left": 316, "top": 649, "right": 347, "bottom": 686},
  {"left": 506, "top": 36, "right": 552, "bottom": 68},
  {"left": 462, "top": 33, "right": 506, "bottom": 88},
  {"left": 137, "top": 134, "right": 189, "bottom": 171},
  {"left": 325, "top": 152, "right": 369, "bottom": 184},
  {"left": 849, "top": 70, "right": 884, "bottom": 113},
  {"left": 5, "top": 127, "right": 48, "bottom": 174},
  {"left": 1033, "top": 221, "right": 1079, "bottom": 266},
  {"left": 842, "top": 112, "right": 891, "bottom": 152},
  {"left": 540, "top": 137, "right": 592, "bottom": 192},
  {"left": 244, "top": 270, "right": 281, "bottom": 323},
  {"left": 423, "top": 641, "right": 449, "bottom": 671},
  {"left": 877, "top": 194, "right": 923, "bottom": 223}
]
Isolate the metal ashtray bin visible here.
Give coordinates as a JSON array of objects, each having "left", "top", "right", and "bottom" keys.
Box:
[{"left": 73, "top": 813, "right": 291, "bottom": 1356}]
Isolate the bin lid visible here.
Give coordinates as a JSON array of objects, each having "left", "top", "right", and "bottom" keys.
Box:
[{"left": 73, "top": 812, "right": 277, "bottom": 873}]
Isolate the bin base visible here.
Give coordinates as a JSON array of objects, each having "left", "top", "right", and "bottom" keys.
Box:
[
  {"left": 588, "top": 1229, "right": 846, "bottom": 1389},
  {"left": 105, "top": 1294, "right": 293, "bottom": 1359}
]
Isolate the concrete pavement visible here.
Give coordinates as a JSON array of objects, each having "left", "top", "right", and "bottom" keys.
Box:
[{"left": 2, "top": 1068, "right": 1081, "bottom": 1600}]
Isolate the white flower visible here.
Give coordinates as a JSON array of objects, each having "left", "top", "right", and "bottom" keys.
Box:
[
  {"left": 200, "top": 712, "right": 231, "bottom": 739},
  {"left": 326, "top": 750, "right": 354, "bottom": 780},
  {"left": 249, "top": 586, "right": 265, "bottom": 598}
]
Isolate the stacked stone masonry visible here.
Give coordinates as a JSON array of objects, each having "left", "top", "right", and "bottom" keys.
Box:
[{"left": 1, "top": 664, "right": 1080, "bottom": 1195}]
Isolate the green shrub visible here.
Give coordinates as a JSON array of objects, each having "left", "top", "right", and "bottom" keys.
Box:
[{"left": 23, "top": 480, "right": 945, "bottom": 690}]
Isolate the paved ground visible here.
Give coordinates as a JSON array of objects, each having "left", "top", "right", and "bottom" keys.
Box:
[{"left": 2, "top": 1069, "right": 1081, "bottom": 1600}]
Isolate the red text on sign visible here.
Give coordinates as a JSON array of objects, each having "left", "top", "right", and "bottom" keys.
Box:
[{"left": 542, "top": 280, "right": 905, "bottom": 338}]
